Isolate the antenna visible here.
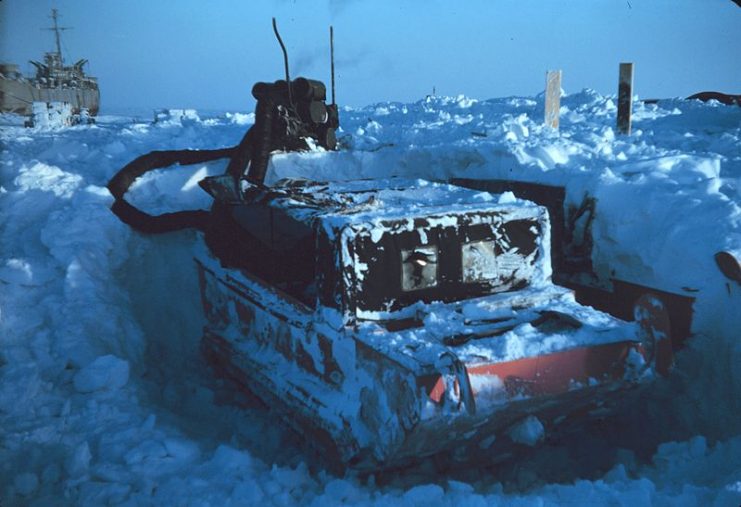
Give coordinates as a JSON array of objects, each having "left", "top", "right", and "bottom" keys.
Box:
[
  {"left": 44, "top": 8, "right": 71, "bottom": 61},
  {"left": 272, "top": 18, "right": 293, "bottom": 106},
  {"left": 330, "top": 26, "right": 336, "bottom": 106}
]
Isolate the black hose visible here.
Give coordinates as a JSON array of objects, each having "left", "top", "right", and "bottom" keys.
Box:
[
  {"left": 225, "top": 128, "right": 256, "bottom": 181},
  {"left": 107, "top": 147, "right": 234, "bottom": 233},
  {"left": 246, "top": 98, "right": 275, "bottom": 184},
  {"left": 108, "top": 74, "right": 339, "bottom": 233}
]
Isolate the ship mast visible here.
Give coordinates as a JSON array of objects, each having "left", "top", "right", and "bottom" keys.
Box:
[{"left": 45, "top": 9, "right": 70, "bottom": 62}]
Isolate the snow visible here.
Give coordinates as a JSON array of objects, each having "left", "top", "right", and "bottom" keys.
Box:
[
  {"left": 153, "top": 108, "right": 201, "bottom": 125},
  {"left": 73, "top": 355, "right": 130, "bottom": 393},
  {"left": 1, "top": 91, "right": 741, "bottom": 505},
  {"left": 31, "top": 101, "right": 73, "bottom": 129},
  {"left": 225, "top": 111, "right": 255, "bottom": 126},
  {"left": 507, "top": 415, "right": 545, "bottom": 447}
]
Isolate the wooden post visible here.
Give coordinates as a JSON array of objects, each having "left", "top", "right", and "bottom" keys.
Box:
[
  {"left": 617, "top": 62, "right": 634, "bottom": 135},
  {"left": 544, "top": 70, "right": 561, "bottom": 129}
]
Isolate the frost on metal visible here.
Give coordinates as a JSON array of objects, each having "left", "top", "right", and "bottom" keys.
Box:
[{"left": 196, "top": 178, "right": 650, "bottom": 470}]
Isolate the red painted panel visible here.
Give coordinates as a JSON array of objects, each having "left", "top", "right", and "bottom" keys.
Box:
[{"left": 425, "top": 341, "right": 635, "bottom": 403}]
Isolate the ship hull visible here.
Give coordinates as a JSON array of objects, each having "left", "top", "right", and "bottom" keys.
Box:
[{"left": 1, "top": 77, "right": 99, "bottom": 116}]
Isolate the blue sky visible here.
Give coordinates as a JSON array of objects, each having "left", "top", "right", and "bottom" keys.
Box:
[{"left": 1, "top": 0, "right": 739, "bottom": 112}]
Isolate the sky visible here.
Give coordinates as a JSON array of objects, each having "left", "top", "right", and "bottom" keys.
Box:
[{"left": 1, "top": 0, "right": 739, "bottom": 113}]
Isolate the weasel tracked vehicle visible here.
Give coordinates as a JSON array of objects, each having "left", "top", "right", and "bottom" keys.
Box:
[{"left": 195, "top": 177, "right": 672, "bottom": 470}]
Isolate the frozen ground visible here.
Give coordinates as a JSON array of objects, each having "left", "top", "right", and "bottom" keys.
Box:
[{"left": 1, "top": 91, "right": 740, "bottom": 505}]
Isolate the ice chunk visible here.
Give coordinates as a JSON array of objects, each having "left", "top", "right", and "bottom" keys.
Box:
[
  {"left": 14, "top": 162, "right": 83, "bottom": 198},
  {"left": 403, "top": 484, "right": 445, "bottom": 504},
  {"left": 226, "top": 112, "right": 255, "bottom": 125},
  {"left": 30, "top": 101, "right": 73, "bottom": 128},
  {"left": 497, "top": 191, "right": 517, "bottom": 204},
  {"left": 41, "top": 463, "right": 61, "bottom": 485},
  {"left": 153, "top": 108, "right": 201, "bottom": 125},
  {"left": 323, "top": 478, "right": 366, "bottom": 503},
  {"left": 211, "top": 445, "right": 255, "bottom": 473},
  {"left": 164, "top": 438, "right": 201, "bottom": 462},
  {"left": 73, "top": 355, "right": 130, "bottom": 393},
  {"left": 0, "top": 258, "right": 33, "bottom": 284},
  {"left": 508, "top": 415, "right": 545, "bottom": 446},
  {"left": 66, "top": 441, "right": 92, "bottom": 479},
  {"left": 14, "top": 473, "right": 39, "bottom": 496},
  {"left": 124, "top": 440, "right": 168, "bottom": 465}
]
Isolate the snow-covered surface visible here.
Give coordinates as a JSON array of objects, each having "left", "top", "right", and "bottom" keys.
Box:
[
  {"left": 356, "top": 285, "right": 632, "bottom": 368},
  {"left": 270, "top": 177, "right": 535, "bottom": 220},
  {"left": 1, "top": 92, "right": 740, "bottom": 505},
  {"left": 31, "top": 101, "right": 74, "bottom": 129},
  {"left": 153, "top": 108, "right": 202, "bottom": 126}
]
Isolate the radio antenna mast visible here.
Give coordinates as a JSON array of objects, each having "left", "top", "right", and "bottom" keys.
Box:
[
  {"left": 330, "top": 26, "right": 336, "bottom": 106},
  {"left": 44, "top": 9, "right": 71, "bottom": 62},
  {"left": 272, "top": 18, "right": 293, "bottom": 106}
]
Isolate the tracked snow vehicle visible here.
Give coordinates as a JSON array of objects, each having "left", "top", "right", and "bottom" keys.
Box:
[
  {"left": 192, "top": 176, "right": 672, "bottom": 470},
  {"left": 108, "top": 20, "right": 674, "bottom": 471}
]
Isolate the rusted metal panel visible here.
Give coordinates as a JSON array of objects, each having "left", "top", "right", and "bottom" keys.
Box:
[
  {"left": 348, "top": 209, "right": 546, "bottom": 314},
  {"left": 451, "top": 178, "right": 571, "bottom": 276},
  {"left": 617, "top": 62, "right": 634, "bottom": 135},
  {"left": 566, "top": 278, "right": 694, "bottom": 351}
]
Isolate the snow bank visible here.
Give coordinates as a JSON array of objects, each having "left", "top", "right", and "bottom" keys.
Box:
[{"left": 1, "top": 90, "right": 740, "bottom": 505}]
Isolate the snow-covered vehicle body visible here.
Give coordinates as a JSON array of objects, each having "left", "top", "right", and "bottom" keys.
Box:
[{"left": 196, "top": 178, "right": 664, "bottom": 470}]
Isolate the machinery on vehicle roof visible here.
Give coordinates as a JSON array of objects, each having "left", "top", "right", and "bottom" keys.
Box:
[{"left": 108, "top": 20, "right": 680, "bottom": 471}]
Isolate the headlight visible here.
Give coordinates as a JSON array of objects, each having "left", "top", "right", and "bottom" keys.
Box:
[
  {"left": 461, "top": 240, "right": 498, "bottom": 282},
  {"left": 401, "top": 246, "right": 438, "bottom": 291}
]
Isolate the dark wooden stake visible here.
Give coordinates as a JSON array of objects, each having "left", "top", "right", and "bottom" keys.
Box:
[{"left": 617, "top": 62, "right": 634, "bottom": 135}]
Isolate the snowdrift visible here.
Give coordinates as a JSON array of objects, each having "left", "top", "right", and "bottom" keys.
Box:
[{"left": 1, "top": 91, "right": 740, "bottom": 505}]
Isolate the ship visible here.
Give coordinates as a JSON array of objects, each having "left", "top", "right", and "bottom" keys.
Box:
[{"left": 0, "top": 9, "right": 99, "bottom": 116}]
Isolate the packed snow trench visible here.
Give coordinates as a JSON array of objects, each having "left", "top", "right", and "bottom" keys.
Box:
[{"left": 1, "top": 91, "right": 740, "bottom": 505}]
